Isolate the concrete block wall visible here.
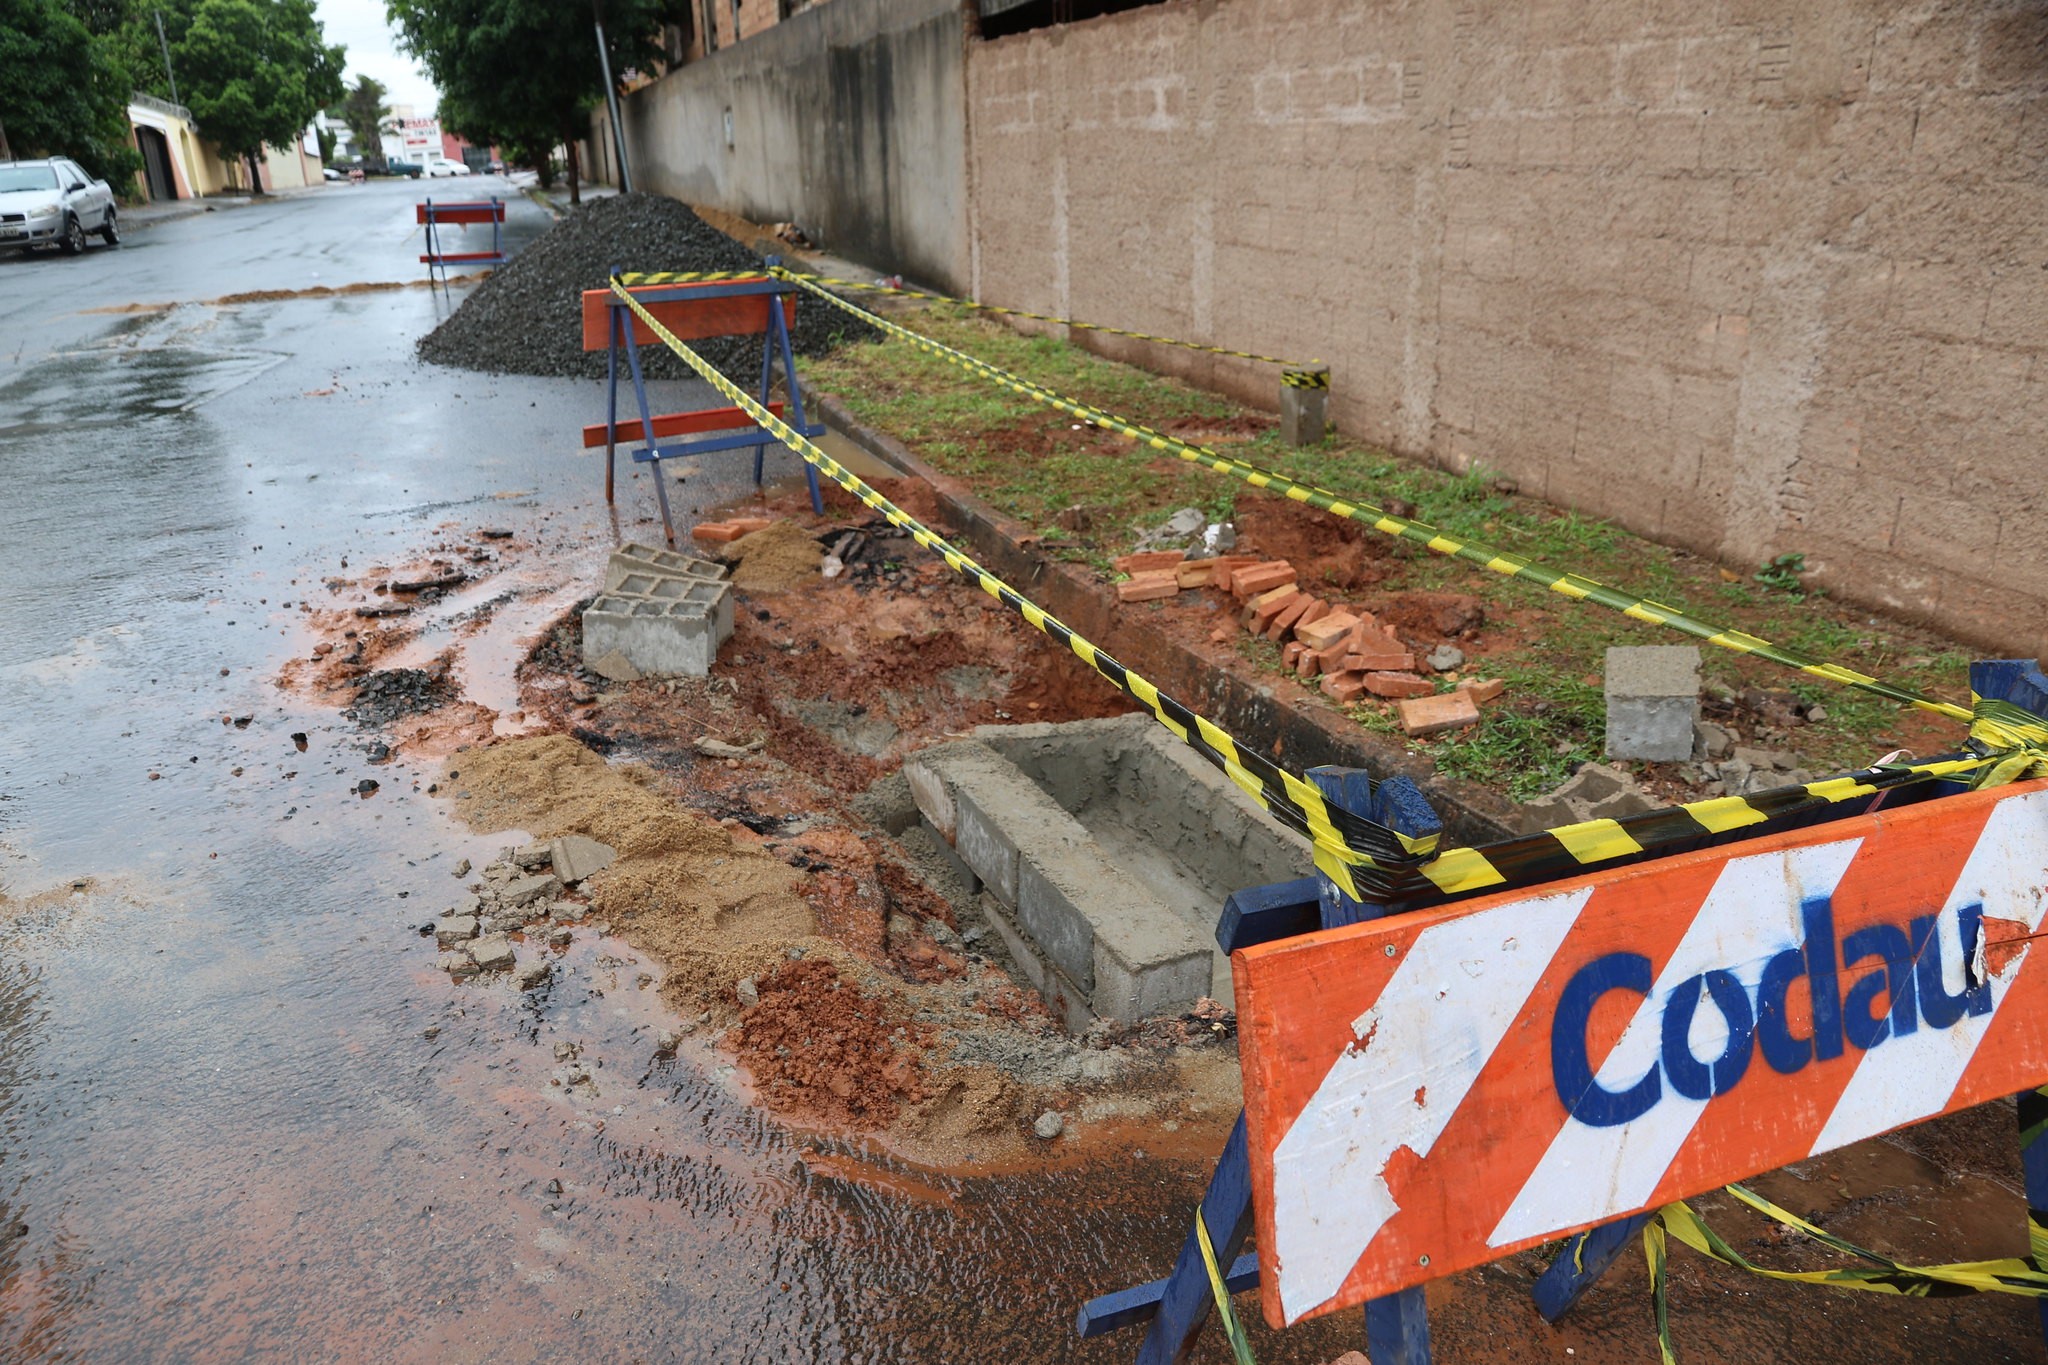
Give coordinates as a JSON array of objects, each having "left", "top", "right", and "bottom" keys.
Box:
[
  {"left": 964, "top": 0, "right": 2048, "bottom": 659},
  {"left": 621, "top": 0, "right": 970, "bottom": 291}
]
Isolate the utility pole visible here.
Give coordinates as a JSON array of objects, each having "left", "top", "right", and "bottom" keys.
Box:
[
  {"left": 591, "top": 0, "right": 634, "bottom": 194},
  {"left": 154, "top": 9, "right": 180, "bottom": 106}
]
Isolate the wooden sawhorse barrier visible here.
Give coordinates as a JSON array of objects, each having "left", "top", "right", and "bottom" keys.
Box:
[
  {"left": 416, "top": 196, "right": 505, "bottom": 286},
  {"left": 582, "top": 271, "right": 823, "bottom": 546},
  {"left": 1082, "top": 658, "right": 2048, "bottom": 1363}
]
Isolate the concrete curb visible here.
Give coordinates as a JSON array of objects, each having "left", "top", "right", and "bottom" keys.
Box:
[{"left": 807, "top": 387, "right": 1525, "bottom": 850}]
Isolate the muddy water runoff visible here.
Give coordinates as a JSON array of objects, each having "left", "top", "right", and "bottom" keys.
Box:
[{"left": 0, "top": 272, "right": 1360, "bottom": 1362}]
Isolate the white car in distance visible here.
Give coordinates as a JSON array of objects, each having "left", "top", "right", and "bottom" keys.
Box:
[
  {"left": 422, "top": 157, "right": 473, "bottom": 177},
  {"left": 0, "top": 158, "right": 118, "bottom": 255}
]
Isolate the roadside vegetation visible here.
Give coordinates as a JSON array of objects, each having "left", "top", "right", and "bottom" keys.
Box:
[
  {"left": 802, "top": 302, "right": 1977, "bottom": 799},
  {"left": 0, "top": 0, "right": 343, "bottom": 192}
]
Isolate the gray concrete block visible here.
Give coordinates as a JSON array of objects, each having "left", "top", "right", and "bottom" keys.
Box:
[
  {"left": 979, "top": 895, "right": 1096, "bottom": 1034},
  {"left": 580, "top": 581, "right": 733, "bottom": 678},
  {"left": 1280, "top": 369, "right": 1329, "bottom": 446},
  {"left": 1015, "top": 855, "right": 1098, "bottom": 990},
  {"left": 605, "top": 542, "right": 725, "bottom": 592},
  {"left": 953, "top": 785, "right": 1020, "bottom": 906},
  {"left": 1604, "top": 645, "right": 1701, "bottom": 761},
  {"left": 903, "top": 760, "right": 958, "bottom": 840},
  {"left": 1092, "top": 928, "right": 1213, "bottom": 1022}
]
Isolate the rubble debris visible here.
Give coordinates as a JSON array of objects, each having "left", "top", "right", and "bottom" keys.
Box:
[
  {"left": 1033, "top": 1110, "right": 1065, "bottom": 1140},
  {"left": 415, "top": 192, "right": 878, "bottom": 381},
  {"left": 549, "top": 834, "right": 616, "bottom": 883},
  {"left": 345, "top": 667, "right": 453, "bottom": 726},
  {"left": 1521, "top": 762, "right": 1659, "bottom": 831}
]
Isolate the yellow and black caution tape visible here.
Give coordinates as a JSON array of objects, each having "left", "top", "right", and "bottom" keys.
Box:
[
  {"left": 1644, "top": 1175, "right": 2048, "bottom": 1363},
  {"left": 1195, "top": 1214, "right": 1258, "bottom": 1365},
  {"left": 605, "top": 275, "right": 2032, "bottom": 902},
  {"left": 618, "top": 267, "right": 1323, "bottom": 383},
  {"left": 766, "top": 269, "right": 1970, "bottom": 728}
]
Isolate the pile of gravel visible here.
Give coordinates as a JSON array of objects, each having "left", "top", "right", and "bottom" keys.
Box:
[{"left": 416, "top": 193, "right": 879, "bottom": 382}]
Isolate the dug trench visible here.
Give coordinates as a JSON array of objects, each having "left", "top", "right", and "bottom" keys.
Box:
[
  {"left": 273, "top": 432, "right": 2048, "bottom": 1364},
  {"left": 279, "top": 470, "right": 1255, "bottom": 1173}
]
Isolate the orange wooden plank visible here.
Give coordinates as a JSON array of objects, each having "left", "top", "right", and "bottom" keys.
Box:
[
  {"left": 580, "top": 402, "right": 787, "bottom": 448},
  {"left": 578, "top": 283, "right": 793, "bottom": 352},
  {"left": 1234, "top": 778, "right": 2048, "bottom": 1328},
  {"left": 415, "top": 203, "right": 503, "bottom": 224}
]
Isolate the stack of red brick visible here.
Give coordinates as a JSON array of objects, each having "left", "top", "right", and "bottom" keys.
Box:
[{"left": 1114, "top": 548, "right": 1503, "bottom": 738}]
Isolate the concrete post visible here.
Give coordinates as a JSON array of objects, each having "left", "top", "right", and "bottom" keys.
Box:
[{"left": 1280, "top": 365, "right": 1330, "bottom": 445}]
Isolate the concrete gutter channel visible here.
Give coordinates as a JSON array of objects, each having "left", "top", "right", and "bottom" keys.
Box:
[
  {"left": 905, "top": 715, "right": 1309, "bottom": 1030},
  {"left": 810, "top": 387, "right": 1527, "bottom": 856}
]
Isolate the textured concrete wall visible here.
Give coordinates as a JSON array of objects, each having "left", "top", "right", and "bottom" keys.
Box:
[
  {"left": 623, "top": 0, "right": 969, "bottom": 291},
  {"left": 966, "top": 0, "right": 2048, "bottom": 657}
]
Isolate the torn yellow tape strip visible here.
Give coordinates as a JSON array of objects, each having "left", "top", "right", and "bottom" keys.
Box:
[{"left": 772, "top": 270, "right": 1969, "bottom": 727}]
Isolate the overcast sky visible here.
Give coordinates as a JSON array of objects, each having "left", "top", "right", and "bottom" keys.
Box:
[{"left": 316, "top": 0, "right": 440, "bottom": 114}]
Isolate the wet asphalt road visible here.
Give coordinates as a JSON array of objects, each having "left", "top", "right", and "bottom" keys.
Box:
[{"left": 0, "top": 180, "right": 1251, "bottom": 1363}]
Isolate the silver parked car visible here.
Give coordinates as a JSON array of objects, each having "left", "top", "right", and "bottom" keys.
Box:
[{"left": 0, "top": 158, "right": 119, "bottom": 255}]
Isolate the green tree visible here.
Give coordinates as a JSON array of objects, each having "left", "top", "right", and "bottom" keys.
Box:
[
  {"left": 0, "top": 0, "right": 143, "bottom": 185},
  {"left": 387, "top": 0, "right": 681, "bottom": 205},
  {"left": 339, "top": 73, "right": 387, "bottom": 170},
  {"left": 171, "top": 0, "right": 343, "bottom": 192}
]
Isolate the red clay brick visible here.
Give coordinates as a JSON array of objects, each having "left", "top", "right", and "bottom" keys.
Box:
[
  {"left": 1460, "top": 677, "right": 1507, "bottom": 704},
  {"left": 691, "top": 522, "right": 745, "bottom": 543},
  {"left": 1208, "top": 556, "right": 1261, "bottom": 593},
  {"left": 1231, "top": 562, "right": 1298, "bottom": 599},
  {"left": 1117, "top": 570, "right": 1181, "bottom": 603},
  {"left": 1320, "top": 671, "right": 1370, "bottom": 703},
  {"left": 1282, "top": 641, "right": 1306, "bottom": 667},
  {"left": 1266, "top": 593, "right": 1316, "bottom": 640},
  {"left": 1296, "top": 612, "right": 1358, "bottom": 651},
  {"left": 1113, "top": 549, "right": 1186, "bottom": 574},
  {"left": 1347, "top": 648, "right": 1417, "bottom": 672},
  {"left": 1247, "top": 582, "right": 1301, "bottom": 631},
  {"left": 1399, "top": 691, "right": 1482, "bottom": 737},
  {"left": 1175, "top": 559, "right": 1217, "bottom": 588},
  {"left": 1364, "top": 672, "right": 1435, "bottom": 699}
]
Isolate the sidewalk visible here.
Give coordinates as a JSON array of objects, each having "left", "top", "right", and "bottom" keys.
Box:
[{"left": 123, "top": 182, "right": 327, "bottom": 232}]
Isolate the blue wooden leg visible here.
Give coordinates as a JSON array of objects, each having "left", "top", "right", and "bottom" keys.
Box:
[
  {"left": 2019, "top": 1086, "right": 2048, "bottom": 1343},
  {"left": 1531, "top": 1215, "right": 1652, "bottom": 1322},
  {"left": 768, "top": 277, "right": 825, "bottom": 514},
  {"left": 1307, "top": 766, "right": 1443, "bottom": 1365},
  {"left": 1366, "top": 1286, "right": 1431, "bottom": 1365},
  {"left": 605, "top": 309, "right": 620, "bottom": 504},
  {"left": 1136, "top": 1114, "right": 1255, "bottom": 1365},
  {"left": 616, "top": 278, "right": 676, "bottom": 546},
  {"left": 752, "top": 310, "right": 776, "bottom": 490}
]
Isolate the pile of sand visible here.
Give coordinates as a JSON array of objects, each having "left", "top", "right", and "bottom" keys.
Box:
[
  {"left": 445, "top": 735, "right": 813, "bottom": 995},
  {"left": 722, "top": 521, "right": 823, "bottom": 592}
]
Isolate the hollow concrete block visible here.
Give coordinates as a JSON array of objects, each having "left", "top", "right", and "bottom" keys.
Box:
[
  {"left": 605, "top": 541, "right": 726, "bottom": 592},
  {"left": 580, "top": 582, "right": 732, "bottom": 678}
]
